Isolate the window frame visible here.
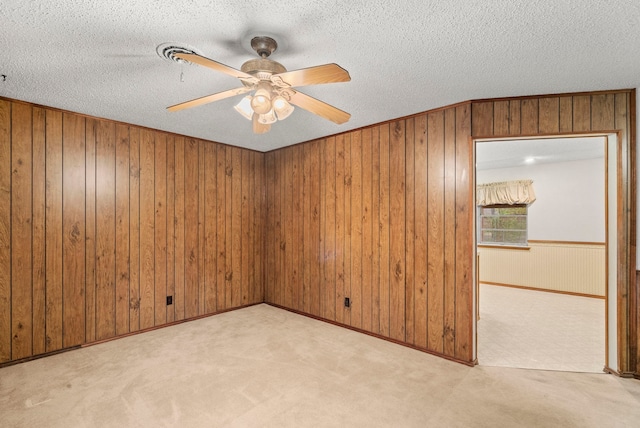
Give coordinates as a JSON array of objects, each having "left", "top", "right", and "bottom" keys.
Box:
[{"left": 477, "top": 203, "right": 528, "bottom": 247}]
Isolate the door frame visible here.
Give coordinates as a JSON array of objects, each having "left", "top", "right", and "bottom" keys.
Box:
[{"left": 472, "top": 132, "right": 624, "bottom": 372}]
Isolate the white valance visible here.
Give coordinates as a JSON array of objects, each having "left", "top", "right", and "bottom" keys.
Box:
[{"left": 476, "top": 180, "right": 536, "bottom": 206}]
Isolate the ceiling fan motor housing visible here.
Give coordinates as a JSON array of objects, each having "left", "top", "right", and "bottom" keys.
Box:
[{"left": 241, "top": 58, "right": 287, "bottom": 82}]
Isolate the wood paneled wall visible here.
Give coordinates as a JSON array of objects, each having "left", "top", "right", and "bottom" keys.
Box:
[
  {"left": 265, "top": 105, "right": 474, "bottom": 363},
  {"left": 265, "top": 89, "right": 637, "bottom": 368},
  {"left": 0, "top": 99, "right": 264, "bottom": 363}
]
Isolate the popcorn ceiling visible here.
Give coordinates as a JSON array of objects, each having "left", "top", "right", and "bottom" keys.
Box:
[{"left": 1, "top": 0, "right": 639, "bottom": 151}]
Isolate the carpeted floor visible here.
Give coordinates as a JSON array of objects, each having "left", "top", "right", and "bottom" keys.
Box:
[
  {"left": 477, "top": 284, "right": 605, "bottom": 372},
  {"left": 1, "top": 304, "right": 638, "bottom": 427}
]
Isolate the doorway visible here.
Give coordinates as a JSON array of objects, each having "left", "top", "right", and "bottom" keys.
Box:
[{"left": 474, "top": 136, "right": 609, "bottom": 372}]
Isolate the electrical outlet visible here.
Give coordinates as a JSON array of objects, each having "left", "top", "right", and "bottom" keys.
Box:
[
  {"left": 344, "top": 297, "right": 350, "bottom": 308},
  {"left": 166, "top": 296, "right": 173, "bottom": 305}
]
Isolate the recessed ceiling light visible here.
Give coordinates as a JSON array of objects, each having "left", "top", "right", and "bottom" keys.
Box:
[{"left": 524, "top": 157, "right": 535, "bottom": 164}]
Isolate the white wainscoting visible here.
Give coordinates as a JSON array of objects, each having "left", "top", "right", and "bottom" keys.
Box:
[{"left": 478, "top": 241, "right": 606, "bottom": 297}]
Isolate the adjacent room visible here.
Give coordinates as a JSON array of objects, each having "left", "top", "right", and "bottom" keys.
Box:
[
  {"left": 475, "top": 137, "right": 607, "bottom": 373},
  {"left": 1, "top": 1, "right": 639, "bottom": 426}
]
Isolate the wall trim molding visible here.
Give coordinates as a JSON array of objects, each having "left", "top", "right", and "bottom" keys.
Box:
[
  {"left": 527, "top": 240, "right": 606, "bottom": 246},
  {"left": 480, "top": 281, "right": 606, "bottom": 299}
]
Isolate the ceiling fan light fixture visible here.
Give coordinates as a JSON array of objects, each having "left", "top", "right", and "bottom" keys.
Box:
[
  {"left": 272, "top": 96, "right": 294, "bottom": 120},
  {"left": 234, "top": 95, "right": 254, "bottom": 120}
]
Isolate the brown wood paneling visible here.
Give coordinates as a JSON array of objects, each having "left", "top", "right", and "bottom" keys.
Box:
[
  {"left": 454, "top": 103, "right": 472, "bottom": 361},
  {"left": 231, "top": 147, "right": 243, "bottom": 308},
  {"left": 427, "top": 111, "right": 445, "bottom": 353},
  {"left": 404, "top": 118, "right": 415, "bottom": 345},
  {"left": 361, "top": 128, "right": 373, "bottom": 332},
  {"left": 204, "top": 142, "right": 217, "bottom": 313},
  {"left": 154, "top": 134, "right": 167, "bottom": 326},
  {"left": 471, "top": 101, "right": 493, "bottom": 136},
  {"left": 293, "top": 146, "right": 304, "bottom": 310},
  {"left": 62, "top": 112, "right": 86, "bottom": 348},
  {"left": 351, "top": 131, "right": 364, "bottom": 329},
  {"left": 414, "top": 114, "right": 428, "bottom": 349},
  {"left": 184, "top": 138, "right": 199, "bottom": 318},
  {"left": 591, "top": 94, "right": 615, "bottom": 130},
  {"left": 173, "top": 136, "right": 186, "bottom": 321},
  {"left": 45, "top": 110, "right": 63, "bottom": 352},
  {"left": 559, "top": 96, "right": 573, "bottom": 132},
  {"left": 389, "top": 120, "right": 405, "bottom": 342},
  {"left": 443, "top": 108, "right": 457, "bottom": 356},
  {"left": 0, "top": 100, "right": 11, "bottom": 362},
  {"left": 129, "top": 128, "right": 141, "bottom": 331},
  {"left": 264, "top": 89, "right": 635, "bottom": 368},
  {"left": 275, "top": 150, "right": 285, "bottom": 307},
  {"left": 256, "top": 151, "right": 264, "bottom": 303},
  {"left": 11, "top": 102, "right": 33, "bottom": 359},
  {"left": 139, "top": 129, "right": 155, "bottom": 330},
  {"left": 281, "top": 148, "right": 292, "bottom": 309},
  {"left": 520, "top": 99, "right": 539, "bottom": 135},
  {"left": 572, "top": 95, "right": 591, "bottom": 132},
  {"left": 508, "top": 100, "right": 521, "bottom": 135},
  {"left": 263, "top": 152, "right": 275, "bottom": 305},
  {"left": 370, "top": 126, "right": 381, "bottom": 335},
  {"left": 492, "top": 101, "right": 510, "bottom": 136},
  {"left": 224, "top": 146, "right": 233, "bottom": 309},
  {"left": 1, "top": 98, "right": 265, "bottom": 363},
  {"left": 115, "top": 125, "right": 130, "bottom": 335},
  {"left": 241, "top": 149, "right": 251, "bottom": 306},
  {"left": 216, "top": 144, "right": 227, "bottom": 311},
  {"left": 614, "top": 92, "right": 631, "bottom": 372},
  {"left": 32, "top": 107, "right": 46, "bottom": 355},
  {"left": 248, "top": 151, "right": 257, "bottom": 304},
  {"left": 197, "top": 142, "right": 206, "bottom": 316},
  {"left": 335, "top": 137, "right": 346, "bottom": 324},
  {"left": 303, "top": 141, "right": 321, "bottom": 316},
  {"left": 538, "top": 97, "right": 560, "bottom": 134},
  {"left": 323, "top": 136, "right": 336, "bottom": 321},
  {"left": 166, "top": 136, "right": 176, "bottom": 323},
  {"left": 85, "top": 119, "right": 97, "bottom": 342},
  {"left": 2, "top": 90, "right": 634, "bottom": 369},
  {"left": 378, "top": 124, "right": 391, "bottom": 337},
  {"left": 96, "top": 120, "right": 116, "bottom": 340}
]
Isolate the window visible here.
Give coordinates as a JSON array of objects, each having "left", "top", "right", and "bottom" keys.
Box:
[{"left": 478, "top": 204, "right": 527, "bottom": 246}]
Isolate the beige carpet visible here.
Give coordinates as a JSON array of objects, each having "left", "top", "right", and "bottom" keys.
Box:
[
  {"left": 478, "top": 284, "right": 605, "bottom": 373},
  {"left": 1, "top": 304, "right": 639, "bottom": 427}
]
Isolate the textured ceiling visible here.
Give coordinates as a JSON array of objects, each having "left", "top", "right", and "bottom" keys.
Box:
[
  {"left": 476, "top": 137, "right": 605, "bottom": 170},
  {"left": 2, "top": 1, "right": 639, "bottom": 152}
]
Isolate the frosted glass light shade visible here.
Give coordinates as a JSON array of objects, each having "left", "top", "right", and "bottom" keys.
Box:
[
  {"left": 234, "top": 96, "right": 253, "bottom": 120},
  {"left": 251, "top": 88, "right": 272, "bottom": 114},
  {"left": 272, "top": 96, "right": 294, "bottom": 120}
]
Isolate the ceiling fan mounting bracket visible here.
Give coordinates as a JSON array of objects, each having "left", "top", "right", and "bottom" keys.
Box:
[{"left": 251, "top": 36, "right": 278, "bottom": 58}]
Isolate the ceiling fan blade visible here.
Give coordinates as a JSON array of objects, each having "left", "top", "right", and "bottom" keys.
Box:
[
  {"left": 288, "top": 90, "right": 351, "bottom": 124},
  {"left": 252, "top": 114, "right": 271, "bottom": 134},
  {"left": 167, "top": 86, "right": 252, "bottom": 112},
  {"left": 174, "top": 53, "right": 259, "bottom": 83},
  {"left": 272, "top": 63, "right": 351, "bottom": 88}
]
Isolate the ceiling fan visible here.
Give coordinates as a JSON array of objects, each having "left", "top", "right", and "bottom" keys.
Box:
[{"left": 167, "top": 36, "right": 351, "bottom": 134}]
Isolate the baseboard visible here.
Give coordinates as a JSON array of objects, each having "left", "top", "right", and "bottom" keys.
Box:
[
  {"left": 603, "top": 365, "right": 636, "bottom": 378},
  {"left": 0, "top": 345, "right": 82, "bottom": 369},
  {"left": 0, "top": 302, "right": 261, "bottom": 368},
  {"left": 480, "top": 281, "right": 605, "bottom": 299},
  {"left": 266, "top": 303, "right": 476, "bottom": 367}
]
